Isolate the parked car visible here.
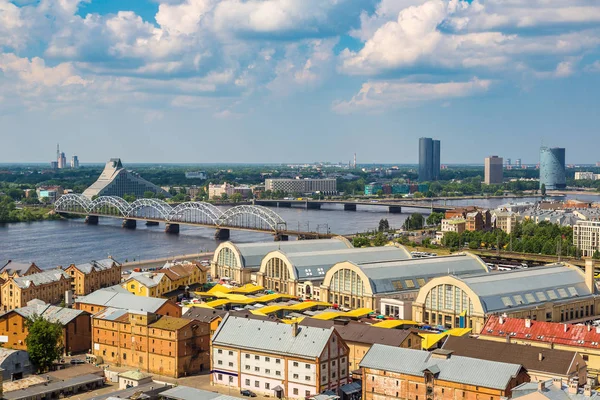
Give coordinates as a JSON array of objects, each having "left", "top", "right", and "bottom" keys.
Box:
[
  {"left": 240, "top": 390, "right": 257, "bottom": 397},
  {"left": 70, "top": 359, "right": 85, "bottom": 365}
]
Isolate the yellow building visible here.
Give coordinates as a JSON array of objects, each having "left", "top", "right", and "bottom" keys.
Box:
[
  {"left": 1, "top": 269, "right": 72, "bottom": 311},
  {"left": 0, "top": 261, "right": 42, "bottom": 281},
  {"left": 412, "top": 260, "right": 599, "bottom": 333},
  {"left": 319, "top": 253, "right": 488, "bottom": 312},
  {"left": 256, "top": 245, "right": 411, "bottom": 300},
  {"left": 123, "top": 262, "right": 207, "bottom": 298},
  {"left": 64, "top": 258, "right": 122, "bottom": 296},
  {"left": 211, "top": 238, "right": 353, "bottom": 284}
]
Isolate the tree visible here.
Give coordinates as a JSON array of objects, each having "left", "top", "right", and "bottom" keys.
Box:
[
  {"left": 231, "top": 193, "right": 243, "bottom": 203},
  {"left": 372, "top": 232, "right": 388, "bottom": 246},
  {"left": 378, "top": 218, "right": 390, "bottom": 232},
  {"left": 403, "top": 213, "right": 424, "bottom": 230},
  {"left": 26, "top": 316, "right": 64, "bottom": 372},
  {"left": 541, "top": 183, "right": 546, "bottom": 197},
  {"left": 123, "top": 193, "right": 136, "bottom": 202},
  {"left": 594, "top": 251, "right": 600, "bottom": 260},
  {"left": 441, "top": 232, "right": 460, "bottom": 249},
  {"left": 220, "top": 193, "right": 229, "bottom": 201},
  {"left": 426, "top": 212, "right": 444, "bottom": 226},
  {"left": 352, "top": 236, "right": 370, "bottom": 247},
  {"left": 143, "top": 191, "right": 155, "bottom": 199},
  {"left": 156, "top": 193, "right": 166, "bottom": 200},
  {"left": 376, "top": 190, "right": 384, "bottom": 198}
]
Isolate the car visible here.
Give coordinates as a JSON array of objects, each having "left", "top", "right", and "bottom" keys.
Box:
[
  {"left": 240, "top": 390, "right": 257, "bottom": 397},
  {"left": 70, "top": 359, "right": 85, "bottom": 365}
]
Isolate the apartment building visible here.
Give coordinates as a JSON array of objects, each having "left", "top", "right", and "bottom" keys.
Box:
[
  {"left": 492, "top": 210, "right": 517, "bottom": 234},
  {"left": 91, "top": 307, "right": 210, "bottom": 378},
  {"left": 441, "top": 218, "right": 466, "bottom": 234},
  {"left": 0, "top": 299, "right": 91, "bottom": 354},
  {"left": 63, "top": 258, "right": 122, "bottom": 296},
  {"left": 574, "top": 220, "right": 600, "bottom": 257},
  {"left": 361, "top": 345, "right": 529, "bottom": 400},
  {"left": 0, "top": 261, "right": 42, "bottom": 281},
  {"left": 1, "top": 269, "right": 71, "bottom": 311},
  {"left": 75, "top": 288, "right": 181, "bottom": 317},
  {"left": 122, "top": 262, "right": 208, "bottom": 298},
  {"left": 208, "top": 183, "right": 252, "bottom": 199},
  {"left": 211, "top": 315, "right": 349, "bottom": 399},
  {"left": 264, "top": 178, "right": 337, "bottom": 195}
]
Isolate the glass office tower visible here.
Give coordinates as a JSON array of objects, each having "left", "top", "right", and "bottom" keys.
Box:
[
  {"left": 539, "top": 147, "right": 566, "bottom": 190},
  {"left": 419, "top": 137, "right": 441, "bottom": 182}
]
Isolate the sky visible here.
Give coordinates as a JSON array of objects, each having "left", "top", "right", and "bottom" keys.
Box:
[{"left": 1, "top": 0, "right": 600, "bottom": 165}]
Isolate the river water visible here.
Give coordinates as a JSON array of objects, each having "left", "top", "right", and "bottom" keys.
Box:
[{"left": 1, "top": 194, "right": 597, "bottom": 268}]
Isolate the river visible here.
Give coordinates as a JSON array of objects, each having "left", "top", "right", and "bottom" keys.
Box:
[{"left": 1, "top": 194, "right": 598, "bottom": 268}]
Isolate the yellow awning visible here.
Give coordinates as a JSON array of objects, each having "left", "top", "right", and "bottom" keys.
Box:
[{"left": 372, "top": 319, "right": 420, "bottom": 329}]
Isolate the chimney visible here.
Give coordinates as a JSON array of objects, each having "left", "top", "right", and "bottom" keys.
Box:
[
  {"left": 584, "top": 385, "right": 592, "bottom": 397},
  {"left": 553, "top": 378, "right": 562, "bottom": 389},
  {"left": 292, "top": 322, "right": 299, "bottom": 337},
  {"left": 588, "top": 324, "right": 592, "bottom": 332},
  {"left": 538, "top": 352, "right": 544, "bottom": 362},
  {"left": 564, "top": 324, "right": 568, "bottom": 333},
  {"left": 538, "top": 381, "right": 546, "bottom": 392},
  {"left": 525, "top": 319, "right": 532, "bottom": 328},
  {"left": 499, "top": 316, "right": 504, "bottom": 325},
  {"left": 568, "top": 382, "right": 578, "bottom": 395},
  {"left": 586, "top": 259, "right": 595, "bottom": 294}
]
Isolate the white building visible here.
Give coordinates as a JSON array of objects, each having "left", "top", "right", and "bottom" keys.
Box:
[
  {"left": 441, "top": 218, "right": 466, "bottom": 234},
  {"left": 70, "top": 155, "right": 79, "bottom": 169},
  {"left": 264, "top": 178, "right": 337, "bottom": 195},
  {"left": 575, "top": 172, "right": 600, "bottom": 181},
  {"left": 208, "top": 183, "right": 251, "bottom": 199},
  {"left": 574, "top": 220, "right": 600, "bottom": 257},
  {"left": 211, "top": 315, "right": 349, "bottom": 399}
]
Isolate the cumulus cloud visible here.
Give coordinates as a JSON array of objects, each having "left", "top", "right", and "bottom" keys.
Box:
[{"left": 332, "top": 77, "right": 491, "bottom": 113}]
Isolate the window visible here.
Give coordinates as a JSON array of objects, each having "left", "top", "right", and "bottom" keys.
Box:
[
  {"left": 293, "top": 362, "right": 299, "bottom": 367},
  {"left": 275, "top": 359, "right": 281, "bottom": 364},
  {"left": 255, "top": 355, "right": 260, "bottom": 360},
  {"left": 245, "top": 365, "right": 250, "bottom": 370},
  {"left": 293, "top": 389, "right": 299, "bottom": 395},
  {"left": 266, "top": 369, "right": 271, "bottom": 374},
  {"left": 322, "top": 363, "right": 326, "bottom": 369},
  {"left": 218, "top": 349, "right": 223, "bottom": 354},
  {"left": 332, "top": 372, "right": 336, "bottom": 378},
  {"left": 276, "top": 371, "right": 281, "bottom": 376},
  {"left": 218, "top": 360, "right": 223, "bottom": 365},
  {"left": 255, "top": 381, "right": 259, "bottom": 388},
  {"left": 305, "top": 376, "right": 311, "bottom": 381},
  {"left": 265, "top": 383, "right": 270, "bottom": 390},
  {"left": 123, "top": 353, "right": 127, "bottom": 360},
  {"left": 245, "top": 354, "right": 250, "bottom": 359},
  {"left": 245, "top": 379, "right": 250, "bottom": 386},
  {"left": 305, "top": 363, "right": 311, "bottom": 369},
  {"left": 228, "top": 351, "right": 234, "bottom": 356},
  {"left": 229, "top": 362, "right": 234, "bottom": 367},
  {"left": 341, "top": 357, "right": 345, "bottom": 363},
  {"left": 217, "top": 374, "right": 223, "bottom": 381},
  {"left": 255, "top": 367, "right": 260, "bottom": 372},
  {"left": 306, "top": 391, "right": 311, "bottom": 397},
  {"left": 293, "top": 374, "right": 299, "bottom": 379},
  {"left": 265, "top": 357, "right": 270, "bottom": 362}
]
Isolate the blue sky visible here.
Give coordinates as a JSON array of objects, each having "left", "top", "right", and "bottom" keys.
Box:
[{"left": 1, "top": 0, "right": 600, "bottom": 164}]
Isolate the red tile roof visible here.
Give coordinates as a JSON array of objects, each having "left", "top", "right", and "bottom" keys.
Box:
[{"left": 481, "top": 316, "right": 600, "bottom": 350}]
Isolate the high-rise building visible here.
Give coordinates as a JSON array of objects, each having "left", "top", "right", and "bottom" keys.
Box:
[
  {"left": 50, "top": 161, "right": 58, "bottom": 169},
  {"left": 71, "top": 155, "right": 79, "bottom": 169},
  {"left": 484, "top": 156, "right": 503, "bottom": 184},
  {"left": 506, "top": 158, "right": 511, "bottom": 166},
  {"left": 540, "top": 147, "right": 566, "bottom": 190},
  {"left": 418, "top": 137, "right": 440, "bottom": 182},
  {"left": 58, "top": 152, "right": 67, "bottom": 169},
  {"left": 515, "top": 158, "right": 522, "bottom": 168}
]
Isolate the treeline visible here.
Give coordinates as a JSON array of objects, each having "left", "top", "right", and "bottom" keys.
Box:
[{"left": 0, "top": 196, "right": 59, "bottom": 223}]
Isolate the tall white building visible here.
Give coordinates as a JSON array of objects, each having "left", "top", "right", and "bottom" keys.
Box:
[
  {"left": 264, "top": 178, "right": 337, "bottom": 195},
  {"left": 58, "top": 152, "right": 67, "bottom": 169},
  {"left": 574, "top": 220, "right": 600, "bottom": 257},
  {"left": 211, "top": 315, "right": 349, "bottom": 399},
  {"left": 71, "top": 155, "right": 79, "bottom": 169}
]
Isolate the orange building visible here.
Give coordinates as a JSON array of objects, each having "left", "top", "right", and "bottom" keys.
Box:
[
  {"left": 361, "top": 345, "right": 529, "bottom": 400},
  {"left": 75, "top": 288, "right": 181, "bottom": 317},
  {"left": 63, "top": 259, "right": 122, "bottom": 296},
  {"left": 91, "top": 307, "right": 210, "bottom": 377},
  {"left": 0, "top": 300, "right": 91, "bottom": 355},
  {"left": 1, "top": 269, "right": 72, "bottom": 311},
  {"left": 0, "top": 261, "right": 42, "bottom": 280}
]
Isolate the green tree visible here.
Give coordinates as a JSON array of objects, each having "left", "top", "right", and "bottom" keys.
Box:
[
  {"left": 220, "top": 193, "right": 229, "bottom": 201},
  {"left": 441, "top": 232, "right": 460, "bottom": 249},
  {"left": 372, "top": 232, "right": 388, "bottom": 246},
  {"left": 426, "top": 212, "right": 444, "bottom": 226},
  {"left": 352, "top": 236, "right": 370, "bottom": 247},
  {"left": 143, "top": 191, "right": 155, "bottom": 199},
  {"left": 541, "top": 183, "right": 546, "bottom": 197},
  {"left": 593, "top": 251, "right": 600, "bottom": 260},
  {"left": 378, "top": 218, "right": 390, "bottom": 232},
  {"left": 231, "top": 193, "right": 243, "bottom": 203},
  {"left": 26, "top": 316, "right": 64, "bottom": 372},
  {"left": 123, "top": 193, "right": 136, "bottom": 202},
  {"left": 403, "top": 213, "right": 424, "bottom": 230},
  {"left": 156, "top": 192, "right": 166, "bottom": 200},
  {"left": 376, "top": 190, "right": 384, "bottom": 198}
]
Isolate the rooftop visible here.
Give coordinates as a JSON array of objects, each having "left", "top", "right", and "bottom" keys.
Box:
[
  {"left": 300, "top": 319, "right": 417, "bottom": 347},
  {"left": 360, "top": 344, "right": 523, "bottom": 390},
  {"left": 160, "top": 386, "right": 243, "bottom": 400},
  {"left": 481, "top": 316, "right": 600, "bottom": 350},
  {"left": 75, "top": 288, "right": 170, "bottom": 313},
  {"left": 11, "top": 301, "right": 86, "bottom": 325},
  {"left": 182, "top": 307, "right": 227, "bottom": 323},
  {"left": 442, "top": 335, "right": 582, "bottom": 377},
  {"left": 512, "top": 380, "right": 600, "bottom": 400},
  {"left": 149, "top": 315, "right": 191, "bottom": 331},
  {"left": 12, "top": 268, "right": 70, "bottom": 289},
  {"left": 118, "top": 370, "right": 152, "bottom": 380},
  {"left": 71, "top": 259, "right": 120, "bottom": 274},
  {"left": 212, "top": 314, "right": 335, "bottom": 359}
]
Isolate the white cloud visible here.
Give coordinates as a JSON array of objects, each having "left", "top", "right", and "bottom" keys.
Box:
[
  {"left": 0, "top": 53, "right": 90, "bottom": 87},
  {"left": 585, "top": 60, "right": 600, "bottom": 72},
  {"left": 332, "top": 77, "right": 491, "bottom": 113}
]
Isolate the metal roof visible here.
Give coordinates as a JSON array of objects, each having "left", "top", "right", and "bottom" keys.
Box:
[
  {"left": 74, "top": 259, "right": 119, "bottom": 274},
  {"left": 353, "top": 253, "right": 488, "bottom": 294},
  {"left": 3, "top": 374, "right": 104, "bottom": 400},
  {"left": 230, "top": 238, "right": 352, "bottom": 269},
  {"left": 93, "top": 307, "right": 129, "bottom": 321},
  {"left": 212, "top": 314, "right": 334, "bottom": 359},
  {"left": 160, "top": 386, "right": 243, "bottom": 400},
  {"left": 13, "top": 268, "right": 70, "bottom": 289},
  {"left": 513, "top": 380, "right": 600, "bottom": 400},
  {"left": 454, "top": 264, "right": 591, "bottom": 313},
  {"left": 14, "top": 302, "right": 86, "bottom": 325},
  {"left": 75, "top": 288, "right": 169, "bottom": 313},
  {"left": 360, "top": 344, "right": 523, "bottom": 390},
  {"left": 277, "top": 246, "right": 411, "bottom": 280},
  {"left": 126, "top": 272, "right": 164, "bottom": 288}
]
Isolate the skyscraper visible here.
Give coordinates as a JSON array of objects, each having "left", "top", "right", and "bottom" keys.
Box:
[
  {"left": 484, "top": 156, "right": 503, "bottom": 184},
  {"left": 71, "top": 155, "right": 79, "bottom": 169},
  {"left": 419, "top": 137, "right": 441, "bottom": 182},
  {"left": 58, "top": 152, "right": 67, "bottom": 169},
  {"left": 540, "top": 147, "right": 566, "bottom": 190}
]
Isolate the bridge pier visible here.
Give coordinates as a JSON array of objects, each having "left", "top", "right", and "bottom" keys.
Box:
[
  {"left": 85, "top": 215, "right": 99, "bottom": 225},
  {"left": 146, "top": 221, "right": 159, "bottom": 226},
  {"left": 274, "top": 234, "right": 289, "bottom": 242},
  {"left": 343, "top": 204, "right": 357, "bottom": 211},
  {"left": 165, "top": 223, "right": 180, "bottom": 234},
  {"left": 215, "top": 228, "right": 230, "bottom": 240},
  {"left": 122, "top": 219, "right": 137, "bottom": 229},
  {"left": 306, "top": 202, "right": 321, "bottom": 209},
  {"left": 389, "top": 206, "right": 402, "bottom": 214},
  {"left": 278, "top": 202, "right": 292, "bottom": 208}
]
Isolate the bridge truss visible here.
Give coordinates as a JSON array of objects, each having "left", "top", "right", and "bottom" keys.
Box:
[{"left": 54, "top": 194, "right": 287, "bottom": 232}]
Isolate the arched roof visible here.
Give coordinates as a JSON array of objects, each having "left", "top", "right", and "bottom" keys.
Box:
[
  {"left": 212, "top": 238, "right": 352, "bottom": 271},
  {"left": 323, "top": 252, "right": 489, "bottom": 296},
  {"left": 415, "top": 263, "right": 591, "bottom": 314},
  {"left": 259, "top": 245, "right": 412, "bottom": 282}
]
